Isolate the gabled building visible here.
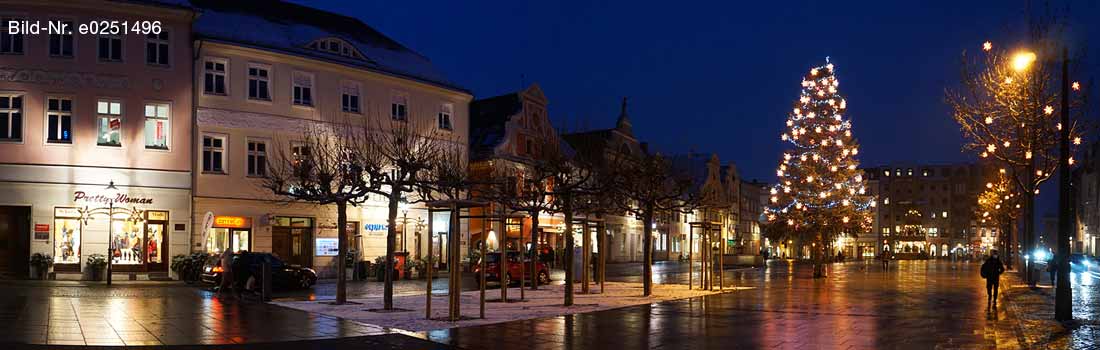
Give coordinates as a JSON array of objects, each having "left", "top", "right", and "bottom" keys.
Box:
[{"left": 467, "top": 84, "right": 567, "bottom": 252}]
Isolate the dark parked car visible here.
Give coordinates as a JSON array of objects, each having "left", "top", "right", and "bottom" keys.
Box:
[
  {"left": 1069, "top": 253, "right": 1094, "bottom": 273},
  {"left": 473, "top": 251, "right": 551, "bottom": 286},
  {"left": 201, "top": 252, "right": 317, "bottom": 290}
]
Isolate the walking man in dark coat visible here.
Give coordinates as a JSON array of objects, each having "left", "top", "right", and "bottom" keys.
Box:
[{"left": 981, "top": 250, "right": 1006, "bottom": 310}]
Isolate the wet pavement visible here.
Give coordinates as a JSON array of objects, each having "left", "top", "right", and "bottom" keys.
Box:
[
  {"left": 2, "top": 259, "right": 1099, "bottom": 349},
  {"left": 420, "top": 260, "right": 1030, "bottom": 350}
]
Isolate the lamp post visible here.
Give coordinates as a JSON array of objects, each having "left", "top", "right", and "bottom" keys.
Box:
[
  {"left": 1011, "top": 50, "right": 1038, "bottom": 285},
  {"left": 400, "top": 201, "right": 410, "bottom": 253}
]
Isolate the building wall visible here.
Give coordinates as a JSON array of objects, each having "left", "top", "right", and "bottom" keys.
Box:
[
  {"left": 0, "top": 1, "right": 193, "bottom": 278},
  {"left": 191, "top": 41, "right": 471, "bottom": 273}
]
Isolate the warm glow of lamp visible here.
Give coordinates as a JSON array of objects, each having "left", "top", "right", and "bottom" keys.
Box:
[{"left": 1011, "top": 51, "right": 1036, "bottom": 72}]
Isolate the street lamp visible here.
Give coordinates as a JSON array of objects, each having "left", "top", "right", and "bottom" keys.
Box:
[
  {"left": 1012, "top": 51, "right": 1036, "bottom": 72},
  {"left": 400, "top": 200, "right": 410, "bottom": 253}
]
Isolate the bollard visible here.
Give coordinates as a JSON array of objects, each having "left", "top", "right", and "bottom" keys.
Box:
[{"left": 262, "top": 260, "right": 272, "bottom": 302}]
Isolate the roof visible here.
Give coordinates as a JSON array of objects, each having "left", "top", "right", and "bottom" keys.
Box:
[
  {"left": 190, "top": 0, "right": 466, "bottom": 93},
  {"left": 469, "top": 93, "right": 522, "bottom": 160},
  {"left": 670, "top": 153, "right": 711, "bottom": 194}
]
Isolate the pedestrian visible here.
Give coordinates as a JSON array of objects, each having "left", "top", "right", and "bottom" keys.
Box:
[
  {"left": 217, "top": 249, "right": 235, "bottom": 299},
  {"left": 1046, "top": 255, "right": 1057, "bottom": 286},
  {"left": 980, "top": 250, "right": 1005, "bottom": 310},
  {"left": 880, "top": 253, "right": 890, "bottom": 271}
]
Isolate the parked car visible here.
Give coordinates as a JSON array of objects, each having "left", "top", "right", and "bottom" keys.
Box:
[
  {"left": 1069, "top": 253, "right": 1094, "bottom": 273},
  {"left": 473, "top": 251, "right": 551, "bottom": 286},
  {"left": 201, "top": 252, "right": 317, "bottom": 290}
]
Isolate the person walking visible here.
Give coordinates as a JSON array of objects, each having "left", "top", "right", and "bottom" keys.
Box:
[
  {"left": 217, "top": 249, "right": 235, "bottom": 299},
  {"left": 980, "top": 250, "right": 1006, "bottom": 310},
  {"left": 1046, "top": 255, "right": 1057, "bottom": 286},
  {"left": 880, "top": 252, "right": 890, "bottom": 271}
]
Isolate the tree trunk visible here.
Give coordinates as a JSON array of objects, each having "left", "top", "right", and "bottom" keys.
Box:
[
  {"left": 1023, "top": 189, "right": 1035, "bottom": 286},
  {"left": 813, "top": 232, "right": 825, "bottom": 278},
  {"left": 564, "top": 198, "right": 574, "bottom": 306},
  {"left": 385, "top": 187, "right": 400, "bottom": 310},
  {"left": 530, "top": 211, "right": 540, "bottom": 290},
  {"left": 642, "top": 204, "right": 654, "bottom": 296},
  {"left": 336, "top": 201, "right": 348, "bottom": 304}
]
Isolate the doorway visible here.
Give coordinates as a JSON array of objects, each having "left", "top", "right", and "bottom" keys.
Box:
[
  {"left": 0, "top": 206, "right": 30, "bottom": 279},
  {"left": 433, "top": 232, "right": 448, "bottom": 270},
  {"left": 272, "top": 217, "right": 312, "bottom": 267}
]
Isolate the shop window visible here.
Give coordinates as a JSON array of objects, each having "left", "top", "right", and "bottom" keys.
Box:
[
  {"left": 97, "top": 33, "right": 122, "bottom": 61},
  {"left": 292, "top": 143, "right": 310, "bottom": 162},
  {"left": 292, "top": 71, "right": 313, "bottom": 106},
  {"left": 1, "top": 17, "right": 25, "bottom": 54},
  {"left": 53, "top": 208, "right": 82, "bottom": 265},
  {"left": 247, "top": 139, "right": 267, "bottom": 177},
  {"left": 202, "top": 134, "right": 226, "bottom": 173},
  {"left": 438, "top": 103, "right": 453, "bottom": 130},
  {"left": 0, "top": 95, "right": 22, "bottom": 141},
  {"left": 206, "top": 228, "right": 250, "bottom": 254},
  {"left": 111, "top": 218, "right": 145, "bottom": 265},
  {"left": 46, "top": 97, "right": 73, "bottom": 144},
  {"left": 144, "top": 103, "right": 169, "bottom": 150},
  {"left": 203, "top": 58, "right": 227, "bottom": 95},
  {"left": 145, "top": 31, "right": 169, "bottom": 66},
  {"left": 49, "top": 20, "right": 74, "bottom": 57},
  {"left": 248, "top": 64, "right": 271, "bottom": 101},
  {"left": 391, "top": 94, "right": 407, "bottom": 120},
  {"left": 96, "top": 100, "right": 122, "bottom": 147},
  {"left": 341, "top": 81, "right": 360, "bottom": 113}
]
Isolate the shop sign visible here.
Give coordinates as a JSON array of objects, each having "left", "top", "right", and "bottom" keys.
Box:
[
  {"left": 214, "top": 216, "right": 251, "bottom": 228},
  {"left": 146, "top": 211, "right": 168, "bottom": 221},
  {"left": 363, "top": 223, "right": 387, "bottom": 236},
  {"left": 34, "top": 224, "right": 49, "bottom": 240},
  {"left": 54, "top": 207, "right": 81, "bottom": 218},
  {"left": 73, "top": 191, "right": 153, "bottom": 205},
  {"left": 315, "top": 238, "right": 339, "bottom": 256}
]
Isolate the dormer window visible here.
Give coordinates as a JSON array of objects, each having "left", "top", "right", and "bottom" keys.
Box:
[{"left": 307, "top": 37, "right": 365, "bottom": 60}]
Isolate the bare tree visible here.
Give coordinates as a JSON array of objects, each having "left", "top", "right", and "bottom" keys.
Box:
[
  {"left": 263, "top": 116, "right": 383, "bottom": 304},
  {"left": 609, "top": 151, "right": 695, "bottom": 296},
  {"left": 945, "top": 37, "right": 1085, "bottom": 284},
  {"left": 367, "top": 118, "right": 450, "bottom": 310},
  {"left": 419, "top": 143, "right": 475, "bottom": 320},
  {"left": 976, "top": 168, "right": 1022, "bottom": 266}
]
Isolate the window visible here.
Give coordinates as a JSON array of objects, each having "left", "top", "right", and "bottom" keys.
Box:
[
  {"left": 391, "top": 94, "right": 407, "bottom": 120},
  {"left": 96, "top": 100, "right": 122, "bottom": 147},
  {"left": 883, "top": 197, "right": 890, "bottom": 205},
  {"left": 438, "top": 103, "right": 453, "bottom": 130},
  {"left": 907, "top": 168, "right": 914, "bottom": 176},
  {"left": 203, "top": 59, "right": 227, "bottom": 95},
  {"left": 247, "top": 64, "right": 271, "bottom": 101},
  {"left": 0, "top": 17, "right": 24, "bottom": 54},
  {"left": 292, "top": 72, "right": 313, "bottom": 106},
  {"left": 895, "top": 168, "right": 902, "bottom": 177},
  {"left": 341, "top": 82, "right": 360, "bottom": 113},
  {"left": 53, "top": 208, "right": 82, "bottom": 265},
  {"left": 922, "top": 169, "right": 931, "bottom": 177},
  {"left": 0, "top": 95, "right": 22, "bottom": 141},
  {"left": 525, "top": 139, "right": 534, "bottom": 155},
  {"left": 882, "top": 227, "right": 891, "bottom": 235},
  {"left": 145, "top": 31, "right": 169, "bottom": 65},
  {"left": 49, "top": 20, "right": 73, "bottom": 57},
  {"left": 308, "top": 38, "right": 364, "bottom": 59},
  {"left": 144, "top": 103, "right": 169, "bottom": 149},
  {"left": 942, "top": 211, "right": 948, "bottom": 218},
  {"left": 202, "top": 134, "right": 226, "bottom": 173},
  {"left": 46, "top": 97, "right": 73, "bottom": 144},
  {"left": 883, "top": 169, "right": 891, "bottom": 176},
  {"left": 97, "top": 34, "right": 122, "bottom": 61},
  {"left": 292, "top": 143, "right": 311, "bottom": 160},
  {"left": 247, "top": 139, "right": 267, "bottom": 177}
]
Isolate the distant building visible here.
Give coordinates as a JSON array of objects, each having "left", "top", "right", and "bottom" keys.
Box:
[
  {"left": 1073, "top": 142, "right": 1100, "bottom": 256},
  {"left": 863, "top": 163, "right": 996, "bottom": 259}
]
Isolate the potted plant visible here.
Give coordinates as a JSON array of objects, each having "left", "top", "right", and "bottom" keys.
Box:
[
  {"left": 86, "top": 254, "right": 108, "bottom": 281},
  {"left": 373, "top": 256, "right": 386, "bottom": 282},
  {"left": 170, "top": 254, "right": 189, "bottom": 279},
  {"left": 29, "top": 253, "right": 53, "bottom": 280},
  {"left": 405, "top": 258, "right": 424, "bottom": 279}
]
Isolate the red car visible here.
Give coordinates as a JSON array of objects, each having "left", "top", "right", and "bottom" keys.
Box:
[{"left": 474, "top": 251, "right": 551, "bottom": 286}]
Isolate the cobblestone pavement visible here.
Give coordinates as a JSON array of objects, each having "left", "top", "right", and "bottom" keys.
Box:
[
  {"left": 1002, "top": 262, "right": 1100, "bottom": 350},
  {"left": 419, "top": 260, "right": 1027, "bottom": 350}
]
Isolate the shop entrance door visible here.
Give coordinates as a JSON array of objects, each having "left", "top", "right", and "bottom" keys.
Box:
[
  {"left": 434, "top": 232, "right": 447, "bottom": 270},
  {"left": 273, "top": 226, "right": 311, "bottom": 267},
  {"left": 0, "top": 206, "right": 30, "bottom": 279}
]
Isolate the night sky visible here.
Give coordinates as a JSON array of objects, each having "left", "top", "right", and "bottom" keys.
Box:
[{"left": 301, "top": 0, "right": 1098, "bottom": 219}]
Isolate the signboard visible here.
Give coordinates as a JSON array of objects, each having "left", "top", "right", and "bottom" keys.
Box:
[
  {"left": 363, "top": 223, "right": 387, "bottom": 236},
  {"left": 315, "top": 238, "right": 339, "bottom": 256},
  {"left": 54, "top": 207, "right": 80, "bottom": 218},
  {"left": 34, "top": 224, "right": 49, "bottom": 240},
  {"left": 108, "top": 118, "right": 121, "bottom": 130},
  {"left": 146, "top": 211, "right": 168, "bottom": 221},
  {"left": 73, "top": 191, "right": 153, "bottom": 205},
  {"left": 214, "top": 216, "right": 251, "bottom": 228}
]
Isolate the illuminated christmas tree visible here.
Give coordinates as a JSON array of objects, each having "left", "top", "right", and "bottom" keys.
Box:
[{"left": 766, "top": 60, "right": 874, "bottom": 277}]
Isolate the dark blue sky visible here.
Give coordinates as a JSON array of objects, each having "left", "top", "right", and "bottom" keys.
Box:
[{"left": 305, "top": 0, "right": 1097, "bottom": 217}]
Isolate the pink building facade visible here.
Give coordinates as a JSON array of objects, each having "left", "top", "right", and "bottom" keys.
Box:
[{"left": 0, "top": 1, "right": 193, "bottom": 279}]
